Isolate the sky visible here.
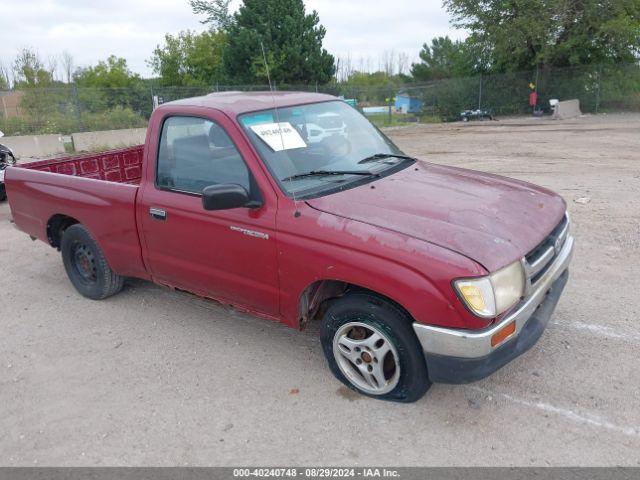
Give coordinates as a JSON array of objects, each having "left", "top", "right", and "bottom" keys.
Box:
[{"left": 0, "top": 0, "right": 465, "bottom": 80}]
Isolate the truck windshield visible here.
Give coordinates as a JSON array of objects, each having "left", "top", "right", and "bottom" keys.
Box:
[{"left": 238, "top": 101, "right": 413, "bottom": 198}]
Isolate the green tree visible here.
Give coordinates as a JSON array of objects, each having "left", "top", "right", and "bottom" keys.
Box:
[
  {"left": 149, "top": 30, "right": 227, "bottom": 86},
  {"left": 411, "top": 37, "right": 479, "bottom": 81},
  {"left": 0, "top": 64, "right": 9, "bottom": 90},
  {"left": 224, "top": 0, "right": 335, "bottom": 85},
  {"left": 74, "top": 56, "right": 149, "bottom": 118},
  {"left": 13, "top": 48, "right": 53, "bottom": 88},
  {"left": 444, "top": 0, "right": 640, "bottom": 71},
  {"left": 74, "top": 56, "right": 141, "bottom": 89},
  {"left": 339, "top": 71, "right": 407, "bottom": 103},
  {"left": 189, "top": 0, "right": 233, "bottom": 29},
  {"left": 9, "top": 48, "right": 64, "bottom": 132}
]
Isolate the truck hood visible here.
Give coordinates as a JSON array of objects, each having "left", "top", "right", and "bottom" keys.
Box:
[{"left": 306, "top": 162, "right": 566, "bottom": 272}]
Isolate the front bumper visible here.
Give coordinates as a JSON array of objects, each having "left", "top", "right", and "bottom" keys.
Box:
[{"left": 413, "top": 235, "right": 574, "bottom": 384}]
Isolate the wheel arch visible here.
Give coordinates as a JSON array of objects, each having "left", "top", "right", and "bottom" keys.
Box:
[
  {"left": 47, "top": 214, "right": 80, "bottom": 249},
  {"left": 297, "top": 279, "right": 414, "bottom": 330}
]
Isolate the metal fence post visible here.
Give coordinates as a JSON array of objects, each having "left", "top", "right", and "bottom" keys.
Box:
[
  {"left": 595, "top": 65, "right": 602, "bottom": 113},
  {"left": 72, "top": 84, "right": 82, "bottom": 131}
]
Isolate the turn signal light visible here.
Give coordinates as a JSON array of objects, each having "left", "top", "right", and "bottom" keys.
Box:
[
  {"left": 491, "top": 321, "right": 516, "bottom": 347},
  {"left": 459, "top": 285, "right": 487, "bottom": 312}
]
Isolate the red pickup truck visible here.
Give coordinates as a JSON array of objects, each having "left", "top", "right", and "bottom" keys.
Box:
[{"left": 6, "top": 92, "right": 574, "bottom": 402}]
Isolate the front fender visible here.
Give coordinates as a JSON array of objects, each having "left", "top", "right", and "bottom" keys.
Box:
[{"left": 277, "top": 203, "right": 489, "bottom": 330}]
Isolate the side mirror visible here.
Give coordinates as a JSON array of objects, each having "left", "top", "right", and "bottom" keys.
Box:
[{"left": 202, "top": 184, "right": 260, "bottom": 211}]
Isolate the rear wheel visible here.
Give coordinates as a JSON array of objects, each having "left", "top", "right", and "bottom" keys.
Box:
[
  {"left": 61, "top": 224, "right": 124, "bottom": 300},
  {"left": 320, "top": 293, "right": 431, "bottom": 402}
]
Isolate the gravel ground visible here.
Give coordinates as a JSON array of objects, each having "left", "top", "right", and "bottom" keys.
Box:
[{"left": 1, "top": 113, "right": 639, "bottom": 466}]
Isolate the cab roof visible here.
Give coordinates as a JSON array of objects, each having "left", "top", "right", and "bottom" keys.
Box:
[{"left": 162, "top": 91, "right": 338, "bottom": 117}]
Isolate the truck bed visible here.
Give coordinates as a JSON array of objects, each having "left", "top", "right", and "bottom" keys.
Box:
[
  {"left": 5, "top": 144, "right": 148, "bottom": 280},
  {"left": 20, "top": 145, "right": 144, "bottom": 185}
]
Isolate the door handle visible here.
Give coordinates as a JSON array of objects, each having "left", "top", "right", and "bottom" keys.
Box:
[{"left": 149, "top": 207, "right": 167, "bottom": 221}]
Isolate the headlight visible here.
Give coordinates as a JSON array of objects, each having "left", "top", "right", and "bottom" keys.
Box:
[{"left": 454, "top": 261, "right": 525, "bottom": 318}]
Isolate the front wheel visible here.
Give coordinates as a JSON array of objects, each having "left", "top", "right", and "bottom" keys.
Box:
[
  {"left": 61, "top": 224, "right": 124, "bottom": 300},
  {"left": 320, "top": 293, "right": 431, "bottom": 402}
]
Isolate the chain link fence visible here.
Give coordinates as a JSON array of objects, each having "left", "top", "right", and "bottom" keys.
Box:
[{"left": 1, "top": 63, "right": 638, "bottom": 136}]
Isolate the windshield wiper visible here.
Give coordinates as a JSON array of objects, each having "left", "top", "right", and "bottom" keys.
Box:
[
  {"left": 281, "top": 170, "right": 380, "bottom": 182},
  {"left": 357, "top": 153, "right": 416, "bottom": 164}
]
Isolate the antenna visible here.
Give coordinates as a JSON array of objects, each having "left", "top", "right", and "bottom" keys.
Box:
[
  {"left": 260, "top": 41, "right": 301, "bottom": 217},
  {"left": 260, "top": 41, "right": 273, "bottom": 93}
]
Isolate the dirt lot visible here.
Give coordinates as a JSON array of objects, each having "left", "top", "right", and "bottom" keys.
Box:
[{"left": 1, "top": 113, "right": 639, "bottom": 466}]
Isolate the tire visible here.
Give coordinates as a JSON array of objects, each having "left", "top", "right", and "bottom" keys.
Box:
[
  {"left": 61, "top": 224, "right": 124, "bottom": 300},
  {"left": 320, "top": 293, "right": 431, "bottom": 403}
]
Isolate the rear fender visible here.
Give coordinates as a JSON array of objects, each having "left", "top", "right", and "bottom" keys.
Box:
[{"left": 6, "top": 168, "right": 149, "bottom": 279}]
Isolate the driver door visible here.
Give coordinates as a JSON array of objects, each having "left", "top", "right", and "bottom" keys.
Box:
[{"left": 137, "top": 113, "right": 279, "bottom": 316}]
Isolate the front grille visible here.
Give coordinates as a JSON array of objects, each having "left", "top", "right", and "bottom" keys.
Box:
[{"left": 523, "top": 214, "right": 569, "bottom": 287}]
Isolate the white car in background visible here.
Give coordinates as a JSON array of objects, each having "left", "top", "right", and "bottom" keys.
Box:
[{"left": 305, "top": 112, "right": 347, "bottom": 144}]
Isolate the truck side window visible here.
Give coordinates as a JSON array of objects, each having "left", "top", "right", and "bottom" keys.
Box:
[{"left": 157, "top": 116, "right": 251, "bottom": 195}]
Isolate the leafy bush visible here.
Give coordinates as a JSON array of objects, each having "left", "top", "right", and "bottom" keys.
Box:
[
  {"left": 0, "top": 106, "right": 147, "bottom": 135},
  {"left": 79, "top": 106, "right": 147, "bottom": 132}
]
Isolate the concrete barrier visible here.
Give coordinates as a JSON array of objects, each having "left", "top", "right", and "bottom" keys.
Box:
[
  {"left": 72, "top": 128, "right": 147, "bottom": 152},
  {"left": 0, "top": 134, "right": 66, "bottom": 159},
  {"left": 552, "top": 99, "right": 582, "bottom": 120}
]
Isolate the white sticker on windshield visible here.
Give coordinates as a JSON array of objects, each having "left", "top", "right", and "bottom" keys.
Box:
[{"left": 250, "top": 122, "right": 306, "bottom": 152}]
